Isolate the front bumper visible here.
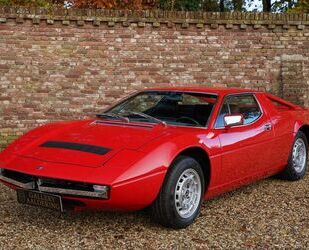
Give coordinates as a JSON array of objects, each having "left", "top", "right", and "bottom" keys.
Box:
[{"left": 0, "top": 154, "right": 167, "bottom": 212}]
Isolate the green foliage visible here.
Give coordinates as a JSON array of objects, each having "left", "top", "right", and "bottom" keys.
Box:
[
  {"left": 203, "top": 0, "right": 221, "bottom": 11},
  {"left": 0, "top": 0, "right": 11, "bottom": 6},
  {"left": 232, "top": 0, "right": 243, "bottom": 11},
  {"left": 158, "top": 0, "right": 234, "bottom": 11},
  {"left": 289, "top": 0, "right": 309, "bottom": 13},
  {"left": 0, "top": 0, "right": 51, "bottom": 7},
  {"left": 174, "top": 0, "right": 203, "bottom": 11},
  {"left": 159, "top": 0, "right": 202, "bottom": 11},
  {"left": 0, "top": 0, "right": 308, "bottom": 13}
]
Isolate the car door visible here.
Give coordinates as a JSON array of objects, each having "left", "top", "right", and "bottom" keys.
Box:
[
  {"left": 215, "top": 93, "right": 274, "bottom": 185},
  {"left": 259, "top": 95, "right": 295, "bottom": 170}
]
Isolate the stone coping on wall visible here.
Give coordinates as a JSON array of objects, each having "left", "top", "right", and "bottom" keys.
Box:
[{"left": 0, "top": 6, "right": 308, "bottom": 29}]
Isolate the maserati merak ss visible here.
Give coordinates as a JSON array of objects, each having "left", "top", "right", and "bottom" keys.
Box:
[{"left": 0, "top": 87, "right": 308, "bottom": 228}]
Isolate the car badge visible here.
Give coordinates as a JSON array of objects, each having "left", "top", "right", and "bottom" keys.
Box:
[{"left": 36, "top": 166, "right": 44, "bottom": 171}]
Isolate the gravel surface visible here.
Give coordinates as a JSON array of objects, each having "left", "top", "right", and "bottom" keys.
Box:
[{"left": 0, "top": 174, "right": 308, "bottom": 249}]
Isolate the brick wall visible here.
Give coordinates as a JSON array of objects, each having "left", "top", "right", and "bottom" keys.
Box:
[{"left": 0, "top": 7, "right": 309, "bottom": 150}]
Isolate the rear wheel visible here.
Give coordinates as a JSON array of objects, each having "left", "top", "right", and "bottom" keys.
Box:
[
  {"left": 279, "top": 131, "right": 308, "bottom": 181},
  {"left": 151, "top": 156, "right": 205, "bottom": 229}
]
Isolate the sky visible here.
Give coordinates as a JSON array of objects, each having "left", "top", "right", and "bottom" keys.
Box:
[{"left": 245, "top": 0, "right": 263, "bottom": 11}]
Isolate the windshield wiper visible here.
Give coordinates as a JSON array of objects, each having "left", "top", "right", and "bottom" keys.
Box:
[
  {"left": 96, "top": 113, "right": 129, "bottom": 123},
  {"left": 96, "top": 112, "right": 166, "bottom": 126},
  {"left": 128, "top": 112, "right": 166, "bottom": 126}
]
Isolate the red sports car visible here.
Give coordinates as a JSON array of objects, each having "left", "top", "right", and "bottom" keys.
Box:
[{"left": 0, "top": 87, "right": 308, "bottom": 228}]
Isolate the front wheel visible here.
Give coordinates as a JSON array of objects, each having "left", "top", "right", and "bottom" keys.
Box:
[
  {"left": 151, "top": 156, "right": 205, "bottom": 229},
  {"left": 279, "top": 131, "right": 308, "bottom": 181}
]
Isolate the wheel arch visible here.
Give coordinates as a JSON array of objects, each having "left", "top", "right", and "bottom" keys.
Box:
[
  {"left": 299, "top": 124, "right": 309, "bottom": 143},
  {"left": 174, "top": 147, "right": 211, "bottom": 194}
]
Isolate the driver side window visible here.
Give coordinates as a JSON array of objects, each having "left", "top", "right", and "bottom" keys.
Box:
[{"left": 215, "top": 94, "right": 262, "bottom": 128}]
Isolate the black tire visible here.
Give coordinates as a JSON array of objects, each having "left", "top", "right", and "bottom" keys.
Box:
[
  {"left": 279, "top": 131, "right": 308, "bottom": 181},
  {"left": 151, "top": 156, "right": 205, "bottom": 229}
]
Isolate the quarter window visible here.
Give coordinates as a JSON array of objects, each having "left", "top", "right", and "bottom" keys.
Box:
[{"left": 215, "top": 94, "right": 262, "bottom": 128}]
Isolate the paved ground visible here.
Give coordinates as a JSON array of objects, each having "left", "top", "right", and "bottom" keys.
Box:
[{"left": 0, "top": 174, "right": 308, "bottom": 249}]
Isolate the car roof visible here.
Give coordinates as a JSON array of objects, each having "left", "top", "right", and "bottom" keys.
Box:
[{"left": 145, "top": 87, "right": 262, "bottom": 96}]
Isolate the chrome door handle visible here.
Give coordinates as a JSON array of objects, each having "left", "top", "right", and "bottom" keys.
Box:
[{"left": 264, "top": 123, "right": 272, "bottom": 131}]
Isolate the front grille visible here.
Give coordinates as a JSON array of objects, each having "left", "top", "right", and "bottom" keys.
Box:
[
  {"left": 0, "top": 169, "right": 35, "bottom": 189},
  {"left": 38, "top": 178, "right": 93, "bottom": 192},
  {"left": 2, "top": 169, "right": 34, "bottom": 183},
  {"left": 0, "top": 169, "right": 108, "bottom": 199}
]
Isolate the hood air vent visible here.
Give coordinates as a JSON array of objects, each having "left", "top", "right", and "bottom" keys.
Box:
[{"left": 40, "top": 141, "right": 111, "bottom": 155}]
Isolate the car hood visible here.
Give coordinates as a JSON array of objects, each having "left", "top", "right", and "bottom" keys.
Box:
[{"left": 15, "top": 120, "right": 167, "bottom": 168}]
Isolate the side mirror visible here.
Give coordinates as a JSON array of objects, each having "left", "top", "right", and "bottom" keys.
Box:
[{"left": 224, "top": 114, "right": 244, "bottom": 128}]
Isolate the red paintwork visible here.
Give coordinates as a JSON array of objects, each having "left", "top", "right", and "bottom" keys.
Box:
[{"left": 0, "top": 87, "right": 309, "bottom": 211}]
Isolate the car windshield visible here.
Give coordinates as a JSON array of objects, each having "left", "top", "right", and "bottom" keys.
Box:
[{"left": 101, "top": 91, "right": 217, "bottom": 127}]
